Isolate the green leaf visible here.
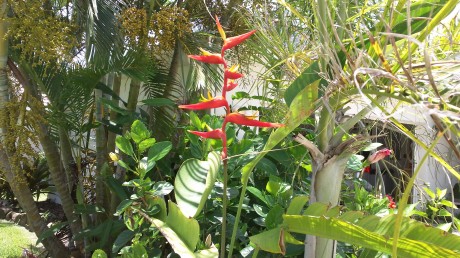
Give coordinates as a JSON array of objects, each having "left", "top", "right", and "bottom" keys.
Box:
[
  {"left": 112, "top": 230, "right": 135, "bottom": 254},
  {"left": 105, "top": 176, "right": 128, "bottom": 200},
  {"left": 141, "top": 98, "right": 175, "bottom": 107},
  {"left": 131, "top": 120, "right": 150, "bottom": 144},
  {"left": 74, "top": 204, "right": 105, "bottom": 214},
  {"left": 286, "top": 195, "right": 309, "bottom": 215},
  {"left": 362, "top": 143, "right": 383, "bottom": 151},
  {"left": 272, "top": 202, "right": 460, "bottom": 258},
  {"left": 116, "top": 136, "right": 134, "bottom": 157},
  {"left": 131, "top": 243, "right": 148, "bottom": 258},
  {"left": 250, "top": 227, "right": 285, "bottom": 255},
  {"left": 189, "top": 111, "right": 202, "bottom": 129},
  {"left": 266, "top": 204, "right": 284, "bottom": 229},
  {"left": 138, "top": 138, "right": 156, "bottom": 153},
  {"left": 101, "top": 98, "right": 128, "bottom": 115},
  {"left": 255, "top": 158, "right": 278, "bottom": 176},
  {"left": 36, "top": 221, "right": 69, "bottom": 245},
  {"left": 423, "top": 187, "right": 436, "bottom": 199},
  {"left": 115, "top": 199, "right": 134, "bottom": 216},
  {"left": 92, "top": 249, "right": 108, "bottom": 258},
  {"left": 347, "top": 154, "right": 364, "bottom": 172},
  {"left": 148, "top": 141, "right": 172, "bottom": 162},
  {"left": 247, "top": 186, "right": 269, "bottom": 206},
  {"left": 174, "top": 152, "right": 221, "bottom": 217},
  {"left": 152, "top": 181, "right": 174, "bottom": 196},
  {"left": 392, "top": 0, "right": 447, "bottom": 35},
  {"left": 284, "top": 61, "right": 320, "bottom": 107},
  {"left": 437, "top": 188, "right": 447, "bottom": 199}
]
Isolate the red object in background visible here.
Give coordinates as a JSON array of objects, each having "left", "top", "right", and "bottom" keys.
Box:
[
  {"left": 363, "top": 166, "right": 371, "bottom": 173},
  {"left": 386, "top": 195, "right": 396, "bottom": 209}
]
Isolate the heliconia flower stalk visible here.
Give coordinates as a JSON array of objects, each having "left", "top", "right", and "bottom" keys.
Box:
[
  {"left": 367, "top": 148, "right": 392, "bottom": 164},
  {"left": 224, "top": 112, "right": 284, "bottom": 128},
  {"left": 179, "top": 96, "right": 229, "bottom": 111},
  {"left": 183, "top": 15, "right": 282, "bottom": 160}
]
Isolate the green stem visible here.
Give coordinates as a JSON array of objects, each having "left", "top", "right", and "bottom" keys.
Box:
[{"left": 221, "top": 159, "right": 228, "bottom": 256}]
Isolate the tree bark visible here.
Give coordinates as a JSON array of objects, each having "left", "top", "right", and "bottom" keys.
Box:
[{"left": 0, "top": 148, "right": 69, "bottom": 257}]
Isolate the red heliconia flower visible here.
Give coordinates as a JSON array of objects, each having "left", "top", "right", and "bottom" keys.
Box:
[
  {"left": 188, "top": 48, "right": 225, "bottom": 65},
  {"left": 179, "top": 95, "right": 229, "bottom": 111},
  {"left": 215, "top": 16, "right": 256, "bottom": 55},
  {"left": 189, "top": 128, "right": 228, "bottom": 158},
  {"left": 188, "top": 128, "right": 225, "bottom": 139},
  {"left": 222, "top": 31, "right": 257, "bottom": 54},
  {"left": 367, "top": 148, "right": 392, "bottom": 164},
  {"left": 223, "top": 112, "right": 284, "bottom": 128},
  {"left": 225, "top": 65, "right": 244, "bottom": 80}
]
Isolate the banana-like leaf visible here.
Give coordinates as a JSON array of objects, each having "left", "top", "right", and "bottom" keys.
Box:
[
  {"left": 251, "top": 202, "right": 460, "bottom": 258},
  {"left": 174, "top": 151, "right": 221, "bottom": 218},
  {"left": 149, "top": 201, "right": 218, "bottom": 257}
]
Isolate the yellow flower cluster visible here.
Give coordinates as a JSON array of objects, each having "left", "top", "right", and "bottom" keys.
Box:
[
  {"left": 7, "top": 1, "right": 77, "bottom": 68},
  {"left": 119, "top": 6, "right": 191, "bottom": 53},
  {"left": 150, "top": 6, "right": 191, "bottom": 52}
]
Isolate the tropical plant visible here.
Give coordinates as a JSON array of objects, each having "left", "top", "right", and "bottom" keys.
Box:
[
  {"left": 176, "top": 17, "right": 284, "bottom": 256},
  {"left": 230, "top": 0, "right": 460, "bottom": 257}
]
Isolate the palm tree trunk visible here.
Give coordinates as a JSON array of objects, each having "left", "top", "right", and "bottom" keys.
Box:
[
  {"left": 35, "top": 122, "right": 83, "bottom": 254},
  {"left": 10, "top": 57, "right": 84, "bottom": 256},
  {"left": 107, "top": 73, "right": 121, "bottom": 153},
  {"left": 0, "top": 4, "right": 68, "bottom": 256},
  {"left": 0, "top": 149, "right": 69, "bottom": 257},
  {"left": 95, "top": 81, "right": 109, "bottom": 221}
]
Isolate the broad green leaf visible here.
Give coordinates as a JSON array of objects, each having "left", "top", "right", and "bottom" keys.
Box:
[
  {"left": 250, "top": 227, "right": 285, "bottom": 255},
  {"left": 116, "top": 136, "right": 134, "bottom": 157},
  {"left": 148, "top": 141, "right": 172, "bottom": 162},
  {"left": 247, "top": 186, "right": 269, "bottom": 206},
  {"left": 152, "top": 201, "right": 199, "bottom": 254},
  {"left": 265, "top": 204, "right": 284, "bottom": 229},
  {"left": 141, "top": 98, "right": 175, "bottom": 107},
  {"left": 265, "top": 202, "right": 460, "bottom": 257},
  {"left": 174, "top": 152, "right": 221, "bottom": 218},
  {"left": 131, "top": 120, "right": 150, "bottom": 144},
  {"left": 138, "top": 138, "right": 156, "bottom": 153},
  {"left": 286, "top": 195, "right": 309, "bottom": 215},
  {"left": 284, "top": 61, "right": 320, "bottom": 107},
  {"left": 112, "top": 230, "right": 135, "bottom": 254},
  {"left": 392, "top": 0, "right": 447, "bottom": 35}
]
